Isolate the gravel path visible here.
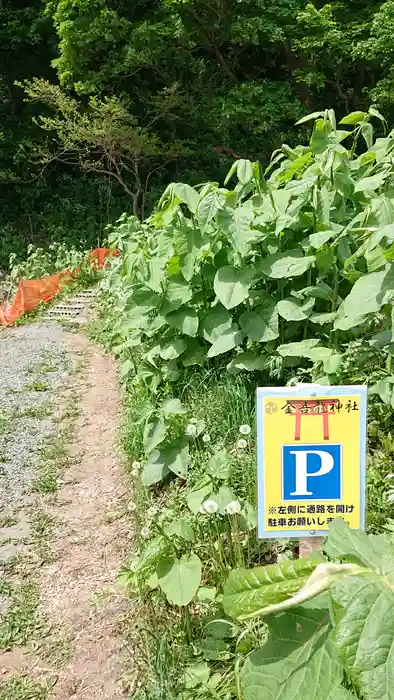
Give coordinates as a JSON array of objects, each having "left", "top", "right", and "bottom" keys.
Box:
[
  {"left": 0, "top": 322, "right": 130, "bottom": 698},
  {"left": 0, "top": 323, "right": 80, "bottom": 512}
]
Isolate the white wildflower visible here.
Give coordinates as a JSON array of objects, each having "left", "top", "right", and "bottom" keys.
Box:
[
  {"left": 132, "top": 460, "right": 141, "bottom": 470},
  {"left": 186, "top": 423, "right": 197, "bottom": 437},
  {"left": 147, "top": 506, "right": 157, "bottom": 519},
  {"left": 239, "top": 424, "right": 251, "bottom": 435},
  {"left": 202, "top": 499, "right": 218, "bottom": 514},
  {"left": 237, "top": 438, "right": 248, "bottom": 449},
  {"left": 132, "top": 467, "right": 140, "bottom": 477},
  {"left": 189, "top": 417, "right": 198, "bottom": 424},
  {"left": 225, "top": 500, "right": 242, "bottom": 515},
  {"left": 199, "top": 505, "right": 206, "bottom": 514},
  {"left": 202, "top": 433, "right": 211, "bottom": 444},
  {"left": 140, "top": 526, "right": 150, "bottom": 538},
  {"left": 128, "top": 502, "right": 137, "bottom": 512}
]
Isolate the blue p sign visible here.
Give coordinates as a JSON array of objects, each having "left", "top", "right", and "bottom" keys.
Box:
[{"left": 282, "top": 444, "right": 342, "bottom": 501}]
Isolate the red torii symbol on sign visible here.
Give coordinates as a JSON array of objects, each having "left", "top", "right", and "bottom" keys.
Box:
[{"left": 285, "top": 399, "right": 340, "bottom": 441}]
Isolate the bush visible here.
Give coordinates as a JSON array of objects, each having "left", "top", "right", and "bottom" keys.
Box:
[
  {"left": 106, "top": 108, "right": 394, "bottom": 397},
  {"left": 95, "top": 107, "right": 394, "bottom": 700}
]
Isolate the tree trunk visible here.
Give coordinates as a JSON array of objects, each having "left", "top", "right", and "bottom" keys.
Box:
[{"left": 282, "top": 41, "right": 313, "bottom": 110}]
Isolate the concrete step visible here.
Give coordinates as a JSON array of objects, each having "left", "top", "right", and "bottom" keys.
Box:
[
  {"left": 54, "top": 302, "right": 85, "bottom": 308},
  {"left": 42, "top": 288, "right": 95, "bottom": 324},
  {"left": 74, "top": 290, "right": 95, "bottom": 298},
  {"left": 48, "top": 305, "right": 84, "bottom": 314}
]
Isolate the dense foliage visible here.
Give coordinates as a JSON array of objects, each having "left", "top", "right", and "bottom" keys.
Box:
[
  {"left": 223, "top": 518, "right": 394, "bottom": 700},
  {"left": 105, "top": 109, "right": 394, "bottom": 451},
  {"left": 5, "top": 1, "right": 394, "bottom": 266},
  {"left": 89, "top": 109, "right": 394, "bottom": 700}
]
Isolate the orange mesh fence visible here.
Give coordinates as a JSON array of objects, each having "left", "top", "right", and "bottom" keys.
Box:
[
  {"left": 0, "top": 247, "right": 118, "bottom": 327},
  {"left": 88, "top": 247, "right": 118, "bottom": 269}
]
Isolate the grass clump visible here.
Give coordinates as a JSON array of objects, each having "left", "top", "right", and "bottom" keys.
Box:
[
  {"left": 0, "top": 677, "right": 50, "bottom": 700},
  {"left": 0, "top": 581, "right": 40, "bottom": 650}
]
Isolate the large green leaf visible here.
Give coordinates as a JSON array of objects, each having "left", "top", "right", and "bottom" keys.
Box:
[
  {"left": 325, "top": 519, "right": 390, "bottom": 569},
  {"left": 157, "top": 553, "right": 202, "bottom": 606},
  {"left": 160, "top": 438, "right": 189, "bottom": 477},
  {"left": 166, "top": 307, "right": 199, "bottom": 336},
  {"left": 181, "top": 338, "right": 206, "bottom": 366},
  {"left": 327, "top": 689, "right": 357, "bottom": 700},
  {"left": 277, "top": 297, "right": 314, "bottom": 321},
  {"left": 207, "top": 449, "right": 229, "bottom": 480},
  {"left": 146, "top": 235, "right": 172, "bottom": 292},
  {"left": 331, "top": 573, "right": 394, "bottom": 700},
  {"left": 161, "top": 275, "right": 193, "bottom": 314},
  {"left": 296, "top": 111, "right": 325, "bottom": 125},
  {"left": 170, "top": 182, "right": 199, "bottom": 214},
  {"left": 277, "top": 339, "right": 321, "bottom": 358},
  {"left": 223, "top": 556, "right": 324, "bottom": 620},
  {"left": 335, "top": 264, "right": 394, "bottom": 329},
  {"left": 306, "top": 346, "right": 333, "bottom": 362},
  {"left": 201, "top": 304, "right": 232, "bottom": 343},
  {"left": 134, "top": 535, "right": 170, "bottom": 576},
  {"left": 259, "top": 250, "right": 315, "bottom": 279},
  {"left": 308, "top": 230, "right": 336, "bottom": 248},
  {"left": 237, "top": 159, "right": 254, "bottom": 184},
  {"left": 214, "top": 485, "right": 238, "bottom": 514},
  {"left": 164, "top": 519, "right": 194, "bottom": 542},
  {"left": 310, "top": 311, "right": 338, "bottom": 325},
  {"left": 184, "top": 662, "right": 210, "bottom": 689},
  {"left": 174, "top": 224, "right": 205, "bottom": 281},
  {"left": 241, "top": 603, "right": 344, "bottom": 700},
  {"left": 339, "top": 111, "right": 366, "bottom": 125},
  {"left": 197, "top": 190, "right": 225, "bottom": 233},
  {"left": 128, "top": 286, "right": 160, "bottom": 313},
  {"left": 207, "top": 326, "right": 244, "bottom": 358},
  {"left": 214, "top": 266, "right": 252, "bottom": 309},
  {"left": 277, "top": 339, "right": 332, "bottom": 363},
  {"left": 219, "top": 206, "right": 255, "bottom": 256},
  {"left": 227, "top": 351, "right": 267, "bottom": 373},
  {"left": 143, "top": 417, "right": 167, "bottom": 454},
  {"left": 327, "top": 685, "right": 357, "bottom": 700},
  {"left": 159, "top": 339, "right": 187, "bottom": 360},
  {"left": 354, "top": 172, "right": 387, "bottom": 193},
  {"left": 370, "top": 376, "right": 394, "bottom": 405},
  {"left": 240, "top": 305, "right": 279, "bottom": 342},
  {"left": 366, "top": 196, "right": 394, "bottom": 228},
  {"left": 142, "top": 438, "right": 189, "bottom": 484},
  {"left": 142, "top": 450, "right": 170, "bottom": 485},
  {"left": 187, "top": 475, "right": 212, "bottom": 513},
  {"left": 361, "top": 122, "right": 374, "bottom": 149}
]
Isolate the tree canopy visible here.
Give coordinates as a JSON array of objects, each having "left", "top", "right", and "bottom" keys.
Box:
[{"left": 2, "top": 0, "right": 394, "bottom": 267}]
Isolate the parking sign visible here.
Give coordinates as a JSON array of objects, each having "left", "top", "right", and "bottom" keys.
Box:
[{"left": 256, "top": 385, "right": 367, "bottom": 538}]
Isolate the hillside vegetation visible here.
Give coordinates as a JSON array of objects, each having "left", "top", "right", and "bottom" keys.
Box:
[{"left": 3, "top": 0, "right": 394, "bottom": 266}]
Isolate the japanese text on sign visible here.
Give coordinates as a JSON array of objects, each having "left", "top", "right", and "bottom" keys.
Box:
[{"left": 257, "top": 387, "right": 367, "bottom": 539}]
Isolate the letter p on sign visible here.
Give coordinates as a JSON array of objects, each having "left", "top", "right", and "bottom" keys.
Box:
[{"left": 282, "top": 444, "right": 342, "bottom": 501}]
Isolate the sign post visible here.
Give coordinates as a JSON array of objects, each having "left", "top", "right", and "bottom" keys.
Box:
[{"left": 256, "top": 385, "right": 367, "bottom": 549}]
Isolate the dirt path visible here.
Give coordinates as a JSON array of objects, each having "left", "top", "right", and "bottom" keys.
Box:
[{"left": 0, "top": 327, "right": 131, "bottom": 699}]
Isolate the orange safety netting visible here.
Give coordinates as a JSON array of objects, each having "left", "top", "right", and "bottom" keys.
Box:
[{"left": 0, "top": 247, "right": 118, "bottom": 327}]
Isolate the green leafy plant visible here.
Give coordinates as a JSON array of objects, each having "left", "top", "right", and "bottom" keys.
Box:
[
  {"left": 223, "top": 518, "right": 394, "bottom": 700},
  {"left": 106, "top": 108, "right": 394, "bottom": 397},
  {"left": 9, "top": 242, "right": 94, "bottom": 285},
  {"left": 96, "top": 107, "right": 394, "bottom": 700}
]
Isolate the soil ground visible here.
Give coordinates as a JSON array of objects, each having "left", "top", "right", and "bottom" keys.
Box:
[{"left": 0, "top": 326, "right": 132, "bottom": 700}]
